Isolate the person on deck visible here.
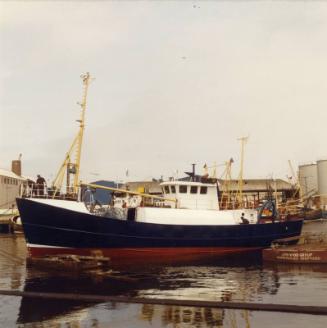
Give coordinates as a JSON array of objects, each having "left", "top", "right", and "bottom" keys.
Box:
[
  {"left": 240, "top": 213, "right": 249, "bottom": 224},
  {"left": 36, "top": 174, "right": 46, "bottom": 196}
]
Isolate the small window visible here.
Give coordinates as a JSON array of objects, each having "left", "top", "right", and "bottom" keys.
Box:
[
  {"left": 200, "top": 186, "right": 207, "bottom": 194},
  {"left": 190, "top": 186, "right": 198, "bottom": 194},
  {"left": 179, "top": 185, "right": 187, "bottom": 193},
  {"left": 164, "top": 186, "right": 170, "bottom": 194},
  {"left": 171, "top": 185, "right": 176, "bottom": 193}
]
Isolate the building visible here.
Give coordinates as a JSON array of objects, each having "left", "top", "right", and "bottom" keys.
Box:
[
  {"left": 124, "top": 180, "right": 163, "bottom": 206},
  {"left": 125, "top": 180, "right": 163, "bottom": 195},
  {"left": 0, "top": 168, "right": 27, "bottom": 210},
  {"left": 218, "top": 178, "right": 296, "bottom": 209}
]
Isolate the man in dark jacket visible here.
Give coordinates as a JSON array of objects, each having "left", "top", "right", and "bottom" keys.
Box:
[{"left": 36, "top": 174, "right": 46, "bottom": 196}]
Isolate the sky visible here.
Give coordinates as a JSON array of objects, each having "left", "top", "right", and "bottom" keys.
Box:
[{"left": 1, "top": 1, "right": 327, "bottom": 184}]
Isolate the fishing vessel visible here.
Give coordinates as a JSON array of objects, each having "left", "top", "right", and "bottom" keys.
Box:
[
  {"left": 16, "top": 73, "right": 303, "bottom": 263},
  {"left": 16, "top": 177, "right": 303, "bottom": 262}
]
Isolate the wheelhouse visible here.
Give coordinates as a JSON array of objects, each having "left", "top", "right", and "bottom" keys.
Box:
[{"left": 161, "top": 181, "right": 219, "bottom": 210}]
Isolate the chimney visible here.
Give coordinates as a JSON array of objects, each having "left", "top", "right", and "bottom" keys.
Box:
[
  {"left": 192, "top": 163, "right": 196, "bottom": 181},
  {"left": 12, "top": 154, "right": 22, "bottom": 176}
]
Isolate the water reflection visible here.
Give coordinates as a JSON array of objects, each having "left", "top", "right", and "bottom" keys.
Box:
[
  {"left": 17, "top": 299, "right": 89, "bottom": 327},
  {"left": 17, "top": 269, "right": 151, "bottom": 324},
  {"left": 141, "top": 304, "right": 225, "bottom": 328},
  {"left": 1, "top": 236, "right": 327, "bottom": 327},
  {"left": 0, "top": 235, "right": 26, "bottom": 291},
  {"left": 264, "top": 262, "right": 327, "bottom": 274},
  {"left": 16, "top": 254, "right": 270, "bottom": 327}
]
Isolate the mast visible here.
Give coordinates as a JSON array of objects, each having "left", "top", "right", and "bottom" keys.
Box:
[
  {"left": 236, "top": 136, "right": 248, "bottom": 207},
  {"left": 73, "top": 72, "right": 91, "bottom": 191},
  {"left": 51, "top": 72, "right": 92, "bottom": 198}
]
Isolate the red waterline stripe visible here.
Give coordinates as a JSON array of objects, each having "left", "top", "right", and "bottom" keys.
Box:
[{"left": 28, "top": 246, "right": 262, "bottom": 261}]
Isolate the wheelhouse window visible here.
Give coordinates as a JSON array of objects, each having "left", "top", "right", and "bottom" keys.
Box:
[
  {"left": 179, "top": 185, "right": 187, "bottom": 193},
  {"left": 171, "top": 185, "right": 176, "bottom": 193},
  {"left": 200, "top": 186, "right": 207, "bottom": 194},
  {"left": 164, "top": 186, "right": 170, "bottom": 194},
  {"left": 190, "top": 186, "right": 198, "bottom": 194}
]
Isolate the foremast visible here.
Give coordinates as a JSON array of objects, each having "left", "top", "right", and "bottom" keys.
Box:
[{"left": 52, "top": 72, "right": 92, "bottom": 198}]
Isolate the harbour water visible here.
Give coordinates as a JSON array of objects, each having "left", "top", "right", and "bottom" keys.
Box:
[{"left": 0, "top": 234, "right": 327, "bottom": 328}]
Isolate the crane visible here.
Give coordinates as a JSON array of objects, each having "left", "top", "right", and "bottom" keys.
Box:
[{"left": 219, "top": 158, "right": 234, "bottom": 208}]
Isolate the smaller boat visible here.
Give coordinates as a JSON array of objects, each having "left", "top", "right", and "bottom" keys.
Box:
[
  {"left": 263, "top": 244, "right": 327, "bottom": 264},
  {"left": 9, "top": 215, "right": 23, "bottom": 233}
]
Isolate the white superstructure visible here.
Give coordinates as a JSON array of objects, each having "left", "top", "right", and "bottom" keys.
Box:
[
  {"left": 136, "top": 207, "right": 257, "bottom": 225},
  {"left": 25, "top": 179, "right": 258, "bottom": 226},
  {"left": 161, "top": 181, "right": 219, "bottom": 210},
  {"left": 136, "top": 180, "right": 257, "bottom": 225}
]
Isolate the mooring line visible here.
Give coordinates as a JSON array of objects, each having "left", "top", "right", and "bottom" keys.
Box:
[{"left": 0, "top": 290, "right": 326, "bottom": 315}]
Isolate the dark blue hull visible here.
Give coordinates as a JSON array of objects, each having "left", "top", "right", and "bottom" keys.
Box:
[{"left": 16, "top": 198, "right": 303, "bottom": 261}]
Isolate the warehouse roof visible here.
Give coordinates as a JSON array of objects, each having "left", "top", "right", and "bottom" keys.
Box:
[
  {"left": 217, "top": 178, "right": 293, "bottom": 191},
  {"left": 0, "top": 168, "right": 26, "bottom": 181}
]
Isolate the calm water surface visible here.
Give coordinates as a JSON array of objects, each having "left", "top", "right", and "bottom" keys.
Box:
[{"left": 0, "top": 234, "right": 326, "bottom": 328}]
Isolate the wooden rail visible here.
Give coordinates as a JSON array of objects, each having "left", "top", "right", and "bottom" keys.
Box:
[{"left": 0, "top": 290, "right": 327, "bottom": 315}]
